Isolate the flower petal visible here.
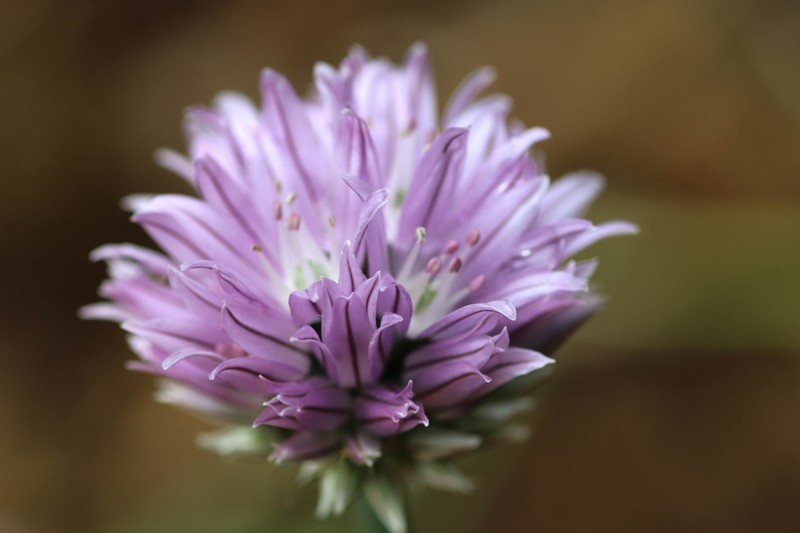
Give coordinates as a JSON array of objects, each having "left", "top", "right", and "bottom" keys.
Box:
[{"left": 418, "top": 300, "right": 516, "bottom": 341}]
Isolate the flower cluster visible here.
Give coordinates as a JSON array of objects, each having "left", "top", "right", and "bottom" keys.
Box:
[{"left": 84, "top": 44, "right": 635, "bottom": 531}]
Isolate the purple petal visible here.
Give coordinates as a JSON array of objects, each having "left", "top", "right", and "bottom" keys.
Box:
[
  {"left": 418, "top": 300, "right": 516, "bottom": 341},
  {"left": 404, "top": 334, "right": 496, "bottom": 377},
  {"left": 337, "top": 241, "right": 367, "bottom": 294},
  {"left": 122, "top": 318, "right": 222, "bottom": 353},
  {"left": 351, "top": 187, "right": 390, "bottom": 274},
  {"left": 511, "top": 297, "right": 604, "bottom": 353},
  {"left": 269, "top": 431, "right": 342, "bottom": 464},
  {"left": 538, "top": 171, "right": 605, "bottom": 224},
  {"left": 132, "top": 194, "right": 260, "bottom": 277},
  {"left": 90, "top": 243, "right": 172, "bottom": 277},
  {"left": 211, "top": 355, "right": 306, "bottom": 393},
  {"left": 162, "top": 348, "right": 224, "bottom": 371},
  {"left": 321, "top": 293, "right": 375, "bottom": 388},
  {"left": 376, "top": 275, "right": 413, "bottom": 333},
  {"left": 478, "top": 347, "right": 554, "bottom": 396},
  {"left": 221, "top": 303, "right": 310, "bottom": 376},
  {"left": 260, "top": 69, "right": 325, "bottom": 204},
  {"left": 290, "top": 324, "right": 337, "bottom": 382},
  {"left": 411, "top": 361, "right": 492, "bottom": 411},
  {"left": 355, "top": 381, "right": 428, "bottom": 437},
  {"left": 398, "top": 128, "right": 468, "bottom": 248},
  {"left": 194, "top": 157, "right": 273, "bottom": 254},
  {"left": 367, "top": 312, "right": 404, "bottom": 380},
  {"left": 337, "top": 109, "right": 382, "bottom": 188},
  {"left": 563, "top": 221, "right": 639, "bottom": 257},
  {"left": 288, "top": 277, "right": 341, "bottom": 325},
  {"left": 443, "top": 66, "right": 496, "bottom": 126},
  {"left": 254, "top": 378, "right": 351, "bottom": 432}
]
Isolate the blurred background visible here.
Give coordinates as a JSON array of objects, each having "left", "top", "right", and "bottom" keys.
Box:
[{"left": 1, "top": 0, "right": 799, "bottom": 531}]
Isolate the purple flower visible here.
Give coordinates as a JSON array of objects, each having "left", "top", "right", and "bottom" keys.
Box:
[{"left": 83, "top": 44, "right": 635, "bottom": 531}]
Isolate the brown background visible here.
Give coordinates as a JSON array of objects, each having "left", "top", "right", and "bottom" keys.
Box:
[{"left": 1, "top": 0, "right": 799, "bottom": 531}]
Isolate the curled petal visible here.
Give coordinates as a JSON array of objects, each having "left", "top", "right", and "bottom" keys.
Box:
[
  {"left": 411, "top": 360, "right": 492, "bottom": 411},
  {"left": 404, "top": 334, "right": 496, "bottom": 378},
  {"left": 376, "top": 274, "right": 413, "bottom": 333},
  {"left": 122, "top": 318, "right": 221, "bottom": 353},
  {"left": 288, "top": 277, "right": 341, "bottom": 325},
  {"left": 321, "top": 293, "right": 375, "bottom": 388},
  {"left": 419, "top": 300, "right": 516, "bottom": 341},
  {"left": 162, "top": 348, "right": 224, "bottom": 371},
  {"left": 89, "top": 243, "right": 171, "bottom": 277},
  {"left": 368, "top": 312, "right": 404, "bottom": 380},
  {"left": 221, "top": 303, "right": 309, "bottom": 376},
  {"left": 337, "top": 241, "right": 368, "bottom": 294},
  {"left": 290, "top": 324, "right": 337, "bottom": 382},
  {"left": 355, "top": 381, "right": 428, "bottom": 437},
  {"left": 254, "top": 378, "right": 351, "bottom": 432},
  {"left": 478, "top": 347, "right": 554, "bottom": 397},
  {"left": 210, "top": 355, "right": 306, "bottom": 393}
]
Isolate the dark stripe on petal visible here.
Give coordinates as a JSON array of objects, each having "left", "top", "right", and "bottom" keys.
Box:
[{"left": 224, "top": 306, "right": 305, "bottom": 354}]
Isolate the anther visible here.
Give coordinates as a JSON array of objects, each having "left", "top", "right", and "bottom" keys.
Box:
[
  {"left": 273, "top": 200, "right": 283, "bottom": 220},
  {"left": 288, "top": 212, "right": 301, "bottom": 231},
  {"left": 416, "top": 226, "right": 427, "bottom": 243},
  {"left": 424, "top": 257, "right": 442, "bottom": 275},
  {"left": 466, "top": 229, "right": 481, "bottom": 246},
  {"left": 443, "top": 240, "right": 460, "bottom": 254},
  {"left": 328, "top": 214, "right": 336, "bottom": 228},
  {"left": 285, "top": 192, "right": 297, "bottom": 205},
  {"left": 448, "top": 257, "right": 462, "bottom": 273}
]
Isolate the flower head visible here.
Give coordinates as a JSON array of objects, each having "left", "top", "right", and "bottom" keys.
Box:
[{"left": 84, "top": 43, "right": 635, "bottom": 532}]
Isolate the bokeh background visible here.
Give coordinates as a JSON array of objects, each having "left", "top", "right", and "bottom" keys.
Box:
[{"left": 2, "top": 0, "right": 799, "bottom": 531}]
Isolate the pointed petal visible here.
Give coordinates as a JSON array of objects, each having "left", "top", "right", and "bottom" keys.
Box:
[
  {"left": 211, "top": 355, "right": 306, "bottom": 392},
  {"left": 260, "top": 69, "right": 325, "bottom": 203},
  {"left": 337, "top": 241, "right": 367, "bottom": 294},
  {"left": 368, "top": 312, "right": 404, "bottom": 379},
  {"left": 418, "top": 300, "right": 516, "bottom": 340},
  {"left": 411, "top": 360, "right": 491, "bottom": 411},
  {"left": 398, "top": 128, "right": 469, "bottom": 247},
  {"left": 321, "top": 293, "right": 375, "bottom": 388},
  {"left": 443, "top": 66, "right": 496, "bottom": 126},
  {"left": 221, "top": 303, "right": 309, "bottom": 376},
  {"left": 479, "top": 347, "right": 554, "bottom": 396},
  {"left": 269, "top": 431, "right": 341, "bottom": 464}
]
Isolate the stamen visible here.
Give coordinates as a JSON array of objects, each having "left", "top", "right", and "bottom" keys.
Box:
[
  {"left": 424, "top": 257, "right": 442, "bottom": 275},
  {"left": 287, "top": 212, "right": 301, "bottom": 232},
  {"left": 397, "top": 227, "right": 427, "bottom": 284},
  {"left": 443, "top": 240, "right": 460, "bottom": 254},
  {"left": 328, "top": 214, "right": 336, "bottom": 228},
  {"left": 449, "top": 257, "right": 463, "bottom": 273},
  {"left": 467, "top": 229, "right": 481, "bottom": 246},
  {"left": 214, "top": 342, "right": 246, "bottom": 357},
  {"left": 273, "top": 200, "right": 283, "bottom": 221},
  {"left": 285, "top": 192, "right": 297, "bottom": 205}
]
